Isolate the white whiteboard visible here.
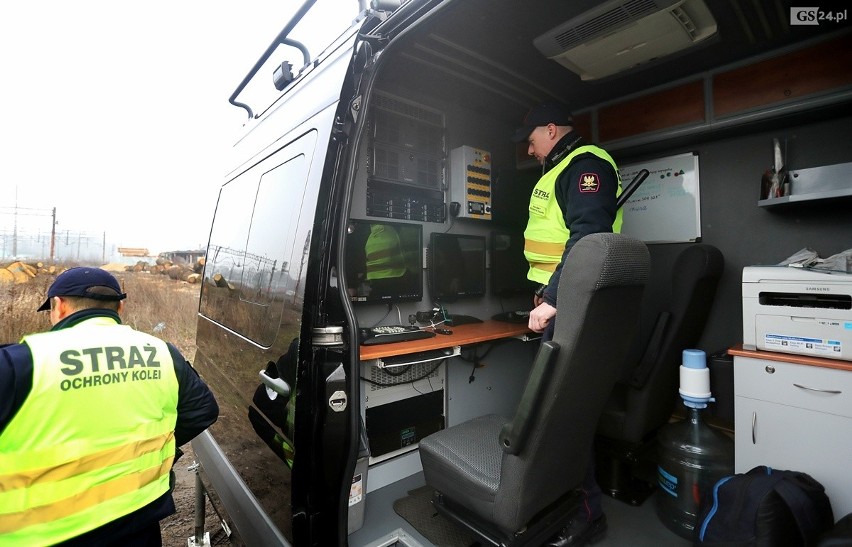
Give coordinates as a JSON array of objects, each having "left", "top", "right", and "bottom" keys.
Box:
[{"left": 619, "top": 152, "right": 701, "bottom": 243}]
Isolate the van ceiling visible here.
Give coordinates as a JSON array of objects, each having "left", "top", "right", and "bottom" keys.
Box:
[{"left": 378, "top": 0, "right": 845, "bottom": 124}]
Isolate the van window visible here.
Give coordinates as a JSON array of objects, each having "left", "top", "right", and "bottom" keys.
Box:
[
  {"left": 194, "top": 126, "right": 322, "bottom": 542},
  {"left": 200, "top": 133, "right": 315, "bottom": 346}
]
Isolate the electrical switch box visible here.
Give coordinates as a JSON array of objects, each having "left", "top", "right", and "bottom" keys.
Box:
[{"left": 449, "top": 146, "right": 492, "bottom": 220}]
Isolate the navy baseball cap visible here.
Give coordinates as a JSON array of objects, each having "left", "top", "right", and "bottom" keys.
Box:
[
  {"left": 37, "top": 267, "right": 127, "bottom": 312},
  {"left": 511, "top": 102, "right": 574, "bottom": 143}
]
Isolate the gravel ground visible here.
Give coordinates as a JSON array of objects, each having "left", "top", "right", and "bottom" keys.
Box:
[{"left": 161, "top": 444, "right": 231, "bottom": 546}]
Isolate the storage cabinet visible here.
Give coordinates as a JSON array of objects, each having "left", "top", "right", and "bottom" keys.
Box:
[
  {"left": 732, "top": 350, "right": 852, "bottom": 521},
  {"left": 581, "top": 34, "right": 852, "bottom": 151}
]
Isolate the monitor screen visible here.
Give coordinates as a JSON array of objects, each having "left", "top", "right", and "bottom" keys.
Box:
[
  {"left": 491, "top": 167, "right": 539, "bottom": 229},
  {"left": 428, "top": 233, "right": 486, "bottom": 301},
  {"left": 491, "top": 230, "right": 538, "bottom": 296},
  {"left": 344, "top": 219, "right": 423, "bottom": 304}
]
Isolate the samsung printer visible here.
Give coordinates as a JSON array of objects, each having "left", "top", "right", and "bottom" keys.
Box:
[{"left": 743, "top": 266, "right": 852, "bottom": 361}]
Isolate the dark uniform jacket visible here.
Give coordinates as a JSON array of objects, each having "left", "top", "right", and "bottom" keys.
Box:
[{"left": 540, "top": 132, "right": 620, "bottom": 306}]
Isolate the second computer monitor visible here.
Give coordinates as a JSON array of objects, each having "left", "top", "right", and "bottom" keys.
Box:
[
  {"left": 490, "top": 229, "right": 538, "bottom": 296},
  {"left": 428, "top": 233, "right": 486, "bottom": 301}
]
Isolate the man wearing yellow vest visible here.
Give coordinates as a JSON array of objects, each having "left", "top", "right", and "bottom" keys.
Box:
[
  {"left": 512, "top": 102, "right": 621, "bottom": 547},
  {"left": 0, "top": 267, "right": 219, "bottom": 546}
]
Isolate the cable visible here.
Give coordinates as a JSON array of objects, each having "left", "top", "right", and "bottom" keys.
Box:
[
  {"left": 456, "top": 339, "right": 511, "bottom": 382},
  {"left": 426, "top": 318, "right": 448, "bottom": 329},
  {"left": 442, "top": 217, "right": 455, "bottom": 234},
  {"left": 457, "top": 339, "right": 509, "bottom": 363},
  {"left": 360, "top": 358, "right": 445, "bottom": 387},
  {"left": 476, "top": 339, "right": 506, "bottom": 360},
  {"left": 435, "top": 303, "right": 449, "bottom": 325},
  {"left": 459, "top": 345, "right": 482, "bottom": 383},
  {"left": 382, "top": 364, "right": 414, "bottom": 377},
  {"left": 370, "top": 304, "right": 393, "bottom": 328},
  {"left": 411, "top": 372, "right": 438, "bottom": 395}
]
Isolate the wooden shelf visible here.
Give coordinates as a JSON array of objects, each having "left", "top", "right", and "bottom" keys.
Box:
[{"left": 729, "top": 344, "right": 852, "bottom": 372}]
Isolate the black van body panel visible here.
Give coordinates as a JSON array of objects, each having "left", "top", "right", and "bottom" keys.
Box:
[
  {"left": 192, "top": 16, "right": 364, "bottom": 543},
  {"left": 193, "top": 430, "right": 289, "bottom": 545}
]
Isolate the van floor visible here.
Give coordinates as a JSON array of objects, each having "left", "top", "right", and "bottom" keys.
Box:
[{"left": 350, "top": 471, "right": 692, "bottom": 547}]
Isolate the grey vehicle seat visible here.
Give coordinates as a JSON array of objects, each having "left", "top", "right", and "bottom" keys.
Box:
[
  {"left": 595, "top": 243, "right": 724, "bottom": 505},
  {"left": 418, "top": 233, "right": 650, "bottom": 547}
]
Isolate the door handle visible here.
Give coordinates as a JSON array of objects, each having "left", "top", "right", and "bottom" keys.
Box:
[
  {"left": 751, "top": 411, "right": 757, "bottom": 445},
  {"left": 793, "top": 383, "right": 841, "bottom": 395},
  {"left": 259, "top": 369, "right": 291, "bottom": 397}
]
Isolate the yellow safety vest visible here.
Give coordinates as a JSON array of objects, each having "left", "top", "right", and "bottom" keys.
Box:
[
  {"left": 524, "top": 145, "right": 623, "bottom": 284},
  {"left": 365, "top": 224, "right": 406, "bottom": 280},
  {"left": 0, "top": 316, "right": 179, "bottom": 546}
]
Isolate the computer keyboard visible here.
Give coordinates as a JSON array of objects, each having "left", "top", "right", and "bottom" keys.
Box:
[
  {"left": 359, "top": 325, "right": 437, "bottom": 345},
  {"left": 492, "top": 310, "right": 531, "bottom": 324}
]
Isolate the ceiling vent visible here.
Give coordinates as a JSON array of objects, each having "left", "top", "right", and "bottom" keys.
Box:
[{"left": 533, "top": 0, "right": 717, "bottom": 80}]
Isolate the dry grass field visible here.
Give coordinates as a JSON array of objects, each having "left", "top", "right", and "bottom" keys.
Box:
[
  {"left": 2, "top": 270, "right": 199, "bottom": 359},
  {"left": 1, "top": 268, "right": 215, "bottom": 545}
]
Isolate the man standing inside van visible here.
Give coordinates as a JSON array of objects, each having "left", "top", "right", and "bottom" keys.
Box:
[
  {"left": 513, "top": 102, "right": 622, "bottom": 546},
  {"left": 0, "top": 267, "right": 219, "bottom": 546}
]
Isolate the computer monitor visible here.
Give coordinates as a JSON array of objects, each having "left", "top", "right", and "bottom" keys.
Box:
[
  {"left": 428, "top": 233, "right": 486, "bottom": 301},
  {"left": 491, "top": 167, "right": 539, "bottom": 229},
  {"left": 490, "top": 229, "right": 538, "bottom": 296},
  {"left": 344, "top": 219, "right": 423, "bottom": 304}
]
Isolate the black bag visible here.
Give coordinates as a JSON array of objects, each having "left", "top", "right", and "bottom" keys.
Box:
[
  {"left": 817, "top": 512, "right": 852, "bottom": 546},
  {"left": 695, "top": 466, "right": 834, "bottom": 546}
]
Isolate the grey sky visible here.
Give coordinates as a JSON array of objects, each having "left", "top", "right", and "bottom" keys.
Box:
[{"left": 0, "top": 1, "right": 358, "bottom": 260}]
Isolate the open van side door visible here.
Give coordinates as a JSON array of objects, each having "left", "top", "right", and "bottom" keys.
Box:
[{"left": 190, "top": 4, "right": 371, "bottom": 546}]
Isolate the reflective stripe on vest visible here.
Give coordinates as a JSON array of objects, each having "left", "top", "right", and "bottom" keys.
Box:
[
  {"left": 0, "top": 316, "right": 179, "bottom": 545},
  {"left": 524, "top": 145, "right": 623, "bottom": 284}
]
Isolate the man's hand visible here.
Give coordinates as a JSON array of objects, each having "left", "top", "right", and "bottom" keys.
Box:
[{"left": 529, "top": 302, "right": 556, "bottom": 333}]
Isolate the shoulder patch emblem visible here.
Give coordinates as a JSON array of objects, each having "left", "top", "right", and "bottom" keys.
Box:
[{"left": 579, "top": 173, "right": 600, "bottom": 193}]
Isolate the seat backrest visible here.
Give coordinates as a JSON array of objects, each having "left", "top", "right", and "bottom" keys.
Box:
[
  {"left": 494, "top": 233, "right": 649, "bottom": 528},
  {"left": 605, "top": 243, "right": 724, "bottom": 443}
]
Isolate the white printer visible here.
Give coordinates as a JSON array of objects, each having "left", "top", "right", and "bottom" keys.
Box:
[{"left": 743, "top": 266, "right": 852, "bottom": 361}]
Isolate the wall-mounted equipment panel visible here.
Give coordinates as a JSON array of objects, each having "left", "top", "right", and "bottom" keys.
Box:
[
  {"left": 366, "top": 93, "right": 446, "bottom": 187},
  {"left": 366, "top": 180, "right": 446, "bottom": 222},
  {"left": 449, "top": 146, "right": 492, "bottom": 220},
  {"left": 365, "top": 92, "right": 447, "bottom": 222}
]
